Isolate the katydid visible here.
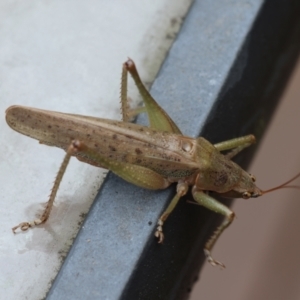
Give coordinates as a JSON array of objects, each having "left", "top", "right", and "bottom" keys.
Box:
[{"left": 5, "top": 59, "right": 300, "bottom": 268}]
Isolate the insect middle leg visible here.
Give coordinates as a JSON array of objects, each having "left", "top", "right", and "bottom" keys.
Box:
[{"left": 155, "top": 181, "right": 189, "bottom": 243}]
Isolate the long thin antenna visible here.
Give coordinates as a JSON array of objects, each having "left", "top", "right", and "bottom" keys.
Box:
[{"left": 262, "top": 172, "right": 300, "bottom": 194}]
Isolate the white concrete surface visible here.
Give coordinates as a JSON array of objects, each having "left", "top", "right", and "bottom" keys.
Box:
[{"left": 0, "top": 1, "right": 192, "bottom": 299}]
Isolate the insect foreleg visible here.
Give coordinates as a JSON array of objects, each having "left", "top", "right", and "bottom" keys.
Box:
[
  {"left": 192, "top": 187, "right": 235, "bottom": 268},
  {"left": 214, "top": 134, "right": 256, "bottom": 159},
  {"left": 155, "top": 181, "right": 189, "bottom": 243},
  {"left": 12, "top": 141, "right": 75, "bottom": 232}
]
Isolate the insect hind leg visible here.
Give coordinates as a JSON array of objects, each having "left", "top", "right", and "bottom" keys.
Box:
[
  {"left": 72, "top": 140, "right": 170, "bottom": 190},
  {"left": 121, "top": 59, "right": 181, "bottom": 134},
  {"left": 12, "top": 141, "right": 75, "bottom": 232}
]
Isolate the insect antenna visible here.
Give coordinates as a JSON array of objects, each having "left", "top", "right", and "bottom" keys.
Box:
[{"left": 262, "top": 171, "right": 300, "bottom": 194}]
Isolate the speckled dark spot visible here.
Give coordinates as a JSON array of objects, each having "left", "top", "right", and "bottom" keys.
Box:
[
  {"left": 109, "top": 145, "right": 116, "bottom": 151},
  {"left": 210, "top": 170, "right": 228, "bottom": 187},
  {"left": 135, "top": 148, "right": 142, "bottom": 155},
  {"left": 112, "top": 134, "right": 117, "bottom": 140}
]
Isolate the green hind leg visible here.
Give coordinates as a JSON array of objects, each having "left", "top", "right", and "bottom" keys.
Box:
[{"left": 120, "top": 59, "right": 181, "bottom": 134}]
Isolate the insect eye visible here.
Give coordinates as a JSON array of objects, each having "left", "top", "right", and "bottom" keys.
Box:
[
  {"left": 249, "top": 174, "right": 256, "bottom": 182},
  {"left": 242, "top": 192, "right": 251, "bottom": 199}
]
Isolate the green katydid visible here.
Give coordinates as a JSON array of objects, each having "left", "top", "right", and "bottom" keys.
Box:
[{"left": 5, "top": 59, "right": 300, "bottom": 268}]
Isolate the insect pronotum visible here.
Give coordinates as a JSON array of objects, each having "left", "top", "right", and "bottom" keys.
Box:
[{"left": 6, "top": 59, "right": 300, "bottom": 268}]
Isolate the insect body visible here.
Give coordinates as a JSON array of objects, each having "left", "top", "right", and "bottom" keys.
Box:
[{"left": 5, "top": 59, "right": 298, "bottom": 268}]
